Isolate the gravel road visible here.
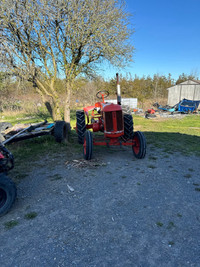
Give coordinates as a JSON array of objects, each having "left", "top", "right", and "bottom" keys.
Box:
[{"left": 0, "top": 144, "right": 200, "bottom": 267}]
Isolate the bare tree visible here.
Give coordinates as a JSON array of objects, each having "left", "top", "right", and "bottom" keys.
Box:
[{"left": 0, "top": 0, "right": 134, "bottom": 123}]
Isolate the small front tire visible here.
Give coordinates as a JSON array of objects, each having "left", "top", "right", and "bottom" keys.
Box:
[
  {"left": 83, "top": 131, "right": 93, "bottom": 160},
  {"left": 132, "top": 131, "right": 146, "bottom": 159}
]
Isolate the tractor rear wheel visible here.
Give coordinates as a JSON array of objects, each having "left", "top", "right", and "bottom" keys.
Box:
[
  {"left": 132, "top": 131, "right": 146, "bottom": 159},
  {"left": 0, "top": 174, "right": 17, "bottom": 217},
  {"left": 123, "top": 114, "right": 134, "bottom": 140},
  {"left": 83, "top": 131, "right": 93, "bottom": 160},
  {"left": 76, "top": 110, "right": 86, "bottom": 144},
  {"left": 122, "top": 105, "right": 131, "bottom": 115}
]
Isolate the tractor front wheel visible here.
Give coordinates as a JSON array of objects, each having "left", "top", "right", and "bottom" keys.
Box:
[
  {"left": 76, "top": 110, "right": 86, "bottom": 144},
  {"left": 132, "top": 131, "right": 146, "bottom": 159},
  {"left": 0, "top": 174, "right": 17, "bottom": 217},
  {"left": 83, "top": 131, "right": 93, "bottom": 160}
]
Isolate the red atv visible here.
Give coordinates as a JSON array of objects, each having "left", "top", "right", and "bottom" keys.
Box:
[{"left": 76, "top": 74, "right": 146, "bottom": 160}]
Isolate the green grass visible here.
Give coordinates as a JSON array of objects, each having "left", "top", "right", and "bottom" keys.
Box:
[
  {"left": 8, "top": 132, "right": 82, "bottom": 183},
  {"left": 156, "top": 222, "right": 163, "bottom": 227},
  {"left": 132, "top": 115, "right": 200, "bottom": 156},
  {"left": 24, "top": 212, "right": 38, "bottom": 220},
  {"left": 184, "top": 174, "right": 192, "bottom": 178},
  {"left": 133, "top": 114, "right": 200, "bottom": 136},
  {"left": 167, "top": 221, "right": 176, "bottom": 229},
  {"left": 0, "top": 109, "right": 53, "bottom": 125},
  {"left": 4, "top": 220, "right": 19, "bottom": 230},
  {"left": 1, "top": 111, "right": 199, "bottom": 183}
]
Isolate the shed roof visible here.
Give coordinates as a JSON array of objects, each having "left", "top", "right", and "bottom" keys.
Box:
[{"left": 166, "top": 79, "right": 200, "bottom": 90}]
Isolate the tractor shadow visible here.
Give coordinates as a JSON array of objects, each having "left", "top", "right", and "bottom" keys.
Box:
[
  {"left": 144, "top": 131, "right": 200, "bottom": 156},
  {"left": 91, "top": 131, "right": 200, "bottom": 158}
]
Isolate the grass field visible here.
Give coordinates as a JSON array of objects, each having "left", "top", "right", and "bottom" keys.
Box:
[
  {"left": 1, "top": 111, "right": 199, "bottom": 183},
  {"left": 134, "top": 114, "right": 200, "bottom": 156}
]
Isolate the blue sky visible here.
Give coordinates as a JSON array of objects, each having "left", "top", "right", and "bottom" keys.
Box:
[{"left": 103, "top": 0, "right": 200, "bottom": 80}]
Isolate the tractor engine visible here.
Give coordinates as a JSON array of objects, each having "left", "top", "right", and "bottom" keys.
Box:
[{"left": 102, "top": 103, "right": 124, "bottom": 138}]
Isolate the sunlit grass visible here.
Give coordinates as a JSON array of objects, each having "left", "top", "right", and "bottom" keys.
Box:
[{"left": 133, "top": 115, "right": 200, "bottom": 136}]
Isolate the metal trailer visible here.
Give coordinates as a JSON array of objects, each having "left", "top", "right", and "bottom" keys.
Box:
[
  {"left": 0, "top": 120, "right": 69, "bottom": 145},
  {"left": 0, "top": 120, "right": 69, "bottom": 216}
]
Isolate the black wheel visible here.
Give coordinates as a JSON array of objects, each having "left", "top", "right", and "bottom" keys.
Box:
[
  {"left": 132, "top": 131, "right": 146, "bottom": 159},
  {"left": 83, "top": 131, "right": 93, "bottom": 160},
  {"left": 122, "top": 105, "right": 131, "bottom": 115},
  {"left": 53, "top": 121, "right": 69, "bottom": 143},
  {"left": 123, "top": 114, "right": 134, "bottom": 140},
  {"left": 0, "top": 174, "right": 17, "bottom": 217},
  {"left": 76, "top": 110, "right": 86, "bottom": 144}
]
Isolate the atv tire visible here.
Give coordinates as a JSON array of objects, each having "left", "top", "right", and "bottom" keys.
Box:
[
  {"left": 76, "top": 110, "right": 86, "bottom": 144},
  {"left": 0, "top": 173, "right": 17, "bottom": 216},
  {"left": 123, "top": 114, "right": 134, "bottom": 140},
  {"left": 54, "top": 121, "right": 69, "bottom": 143}
]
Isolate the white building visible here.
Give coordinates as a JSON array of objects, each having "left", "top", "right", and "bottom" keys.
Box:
[{"left": 167, "top": 80, "right": 200, "bottom": 106}]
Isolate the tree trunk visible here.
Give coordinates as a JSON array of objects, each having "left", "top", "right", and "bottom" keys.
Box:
[
  {"left": 45, "top": 99, "right": 62, "bottom": 121},
  {"left": 35, "top": 87, "right": 62, "bottom": 121},
  {"left": 64, "top": 83, "right": 71, "bottom": 123},
  {"left": 52, "top": 99, "right": 62, "bottom": 121}
]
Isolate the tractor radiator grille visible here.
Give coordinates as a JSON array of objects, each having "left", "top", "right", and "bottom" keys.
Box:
[
  {"left": 116, "top": 110, "right": 123, "bottom": 131},
  {"left": 105, "top": 112, "right": 113, "bottom": 131},
  {"left": 105, "top": 110, "right": 123, "bottom": 132}
]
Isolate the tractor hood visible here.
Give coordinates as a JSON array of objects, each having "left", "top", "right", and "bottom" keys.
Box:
[{"left": 102, "top": 103, "right": 122, "bottom": 112}]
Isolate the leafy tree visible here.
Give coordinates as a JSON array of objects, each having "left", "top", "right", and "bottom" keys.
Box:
[
  {"left": 175, "top": 73, "right": 198, "bottom": 85},
  {"left": 0, "top": 0, "right": 134, "bottom": 123}
]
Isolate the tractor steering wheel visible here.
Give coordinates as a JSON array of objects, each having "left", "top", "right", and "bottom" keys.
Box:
[{"left": 96, "top": 90, "right": 109, "bottom": 100}]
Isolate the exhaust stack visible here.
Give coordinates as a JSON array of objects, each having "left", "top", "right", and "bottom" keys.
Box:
[{"left": 116, "top": 73, "right": 121, "bottom": 105}]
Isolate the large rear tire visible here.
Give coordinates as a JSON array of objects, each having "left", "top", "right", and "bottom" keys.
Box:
[
  {"left": 54, "top": 121, "right": 69, "bottom": 143},
  {"left": 122, "top": 105, "right": 131, "bottom": 115},
  {"left": 83, "top": 131, "right": 93, "bottom": 160},
  {"left": 0, "top": 174, "right": 17, "bottom": 217},
  {"left": 123, "top": 114, "right": 134, "bottom": 140},
  {"left": 132, "top": 131, "right": 146, "bottom": 159},
  {"left": 76, "top": 110, "right": 86, "bottom": 144}
]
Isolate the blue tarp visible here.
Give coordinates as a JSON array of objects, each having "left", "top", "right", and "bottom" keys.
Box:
[{"left": 177, "top": 99, "right": 200, "bottom": 113}]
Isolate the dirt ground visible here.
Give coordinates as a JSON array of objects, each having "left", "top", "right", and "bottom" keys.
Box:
[{"left": 0, "top": 144, "right": 200, "bottom": 267}]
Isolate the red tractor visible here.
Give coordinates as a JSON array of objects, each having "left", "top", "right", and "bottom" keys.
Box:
[{"left": 76, "top": 74, "right": 146, "bottom": 160}]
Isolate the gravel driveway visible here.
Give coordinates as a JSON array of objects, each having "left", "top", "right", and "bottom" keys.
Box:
[{"left": 0, "top": 144, "right": 200, "bottom": 267}]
